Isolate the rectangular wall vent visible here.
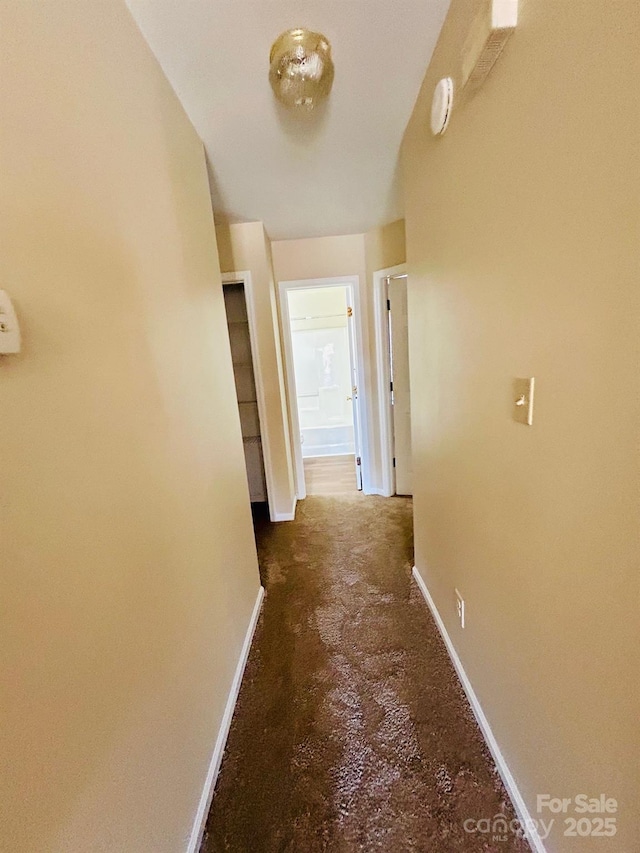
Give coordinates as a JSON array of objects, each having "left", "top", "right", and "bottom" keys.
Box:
[{"left": 461, "top": 0, "right": 518, "bottom": 93}]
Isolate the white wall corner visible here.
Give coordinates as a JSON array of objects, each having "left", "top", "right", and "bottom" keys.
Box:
[
  {"left": 186, "top": 585, "right": 265, "bottom": 853},
  {"left": 411, "top": 567, "right": 547, "bottom": 853},
  {"left": 273, "top": 496, "right": 297, "bottom": 522},
  {"left": 365, "top": 487, "right": 387, "bottom": 497}
]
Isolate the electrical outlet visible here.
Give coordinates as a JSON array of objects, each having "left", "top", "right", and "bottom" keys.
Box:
[{"left": 455, "top": 589, "right": 465, "bottom": 628}]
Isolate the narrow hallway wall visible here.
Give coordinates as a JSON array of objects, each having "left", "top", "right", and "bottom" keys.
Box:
[
  {"left": 0, "top": 2, "right": 261, "bottom": 849},
  {"left": 402, "top": 0, "right": 639, "bottom": 849},
  {"left": 364, "top": 219, "right": 406, "bottom": 279}
]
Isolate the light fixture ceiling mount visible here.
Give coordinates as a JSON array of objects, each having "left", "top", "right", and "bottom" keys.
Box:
[{"left": 269, "top": 28, "right": 334, "bottom": 111}]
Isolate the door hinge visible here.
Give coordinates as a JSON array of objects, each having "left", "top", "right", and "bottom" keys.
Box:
[
  {"left": 390, "top": 380, "right": 393, "bottom": 392},
  {"left": 386, "top": 299, "right": 391, "bottom": 311},
  {"left": 393, "top": 457, "right": 396, "bottom": 468},
  {"left": 347, "top": 306, "right": 353, "bottom": 317},
  {"left": 356, "top": 456, "right": 361, "bottom": 466}
]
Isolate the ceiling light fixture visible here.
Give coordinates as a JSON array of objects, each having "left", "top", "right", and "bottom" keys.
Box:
[{"left": 269, "top": 28, "right": 334, "bottom": 111}]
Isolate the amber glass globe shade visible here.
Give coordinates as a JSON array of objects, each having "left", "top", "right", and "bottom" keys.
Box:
[{"left": 269, "top": 28, "right": 334, "bottom": 110}]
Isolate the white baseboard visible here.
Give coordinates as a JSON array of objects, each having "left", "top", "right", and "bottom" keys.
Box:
[
  {"left": 186, "top": 585, "right": 265, "bottom": 853},
  {"left": 272, "top": 497, "right": 297, "bottom": 522},
  {"left": 411, "top": 567, "right": 547, "bottom": 853}
]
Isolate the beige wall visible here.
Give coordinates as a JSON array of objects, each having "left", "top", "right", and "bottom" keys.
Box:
[
  {"left": 271, "top": 233, "right": 368, "bottom": 285},
  {"left": 0, "top": 2, "right": 261, "bottom": 850},
  {"left": 364, "top": 218, "right": 406, "bottom": 279},
  {"left": 216, "top": 221, "right": 296, "bottom": 517},
  {"left": 402, "top": 1, "right": 639, "bottom": 849}
]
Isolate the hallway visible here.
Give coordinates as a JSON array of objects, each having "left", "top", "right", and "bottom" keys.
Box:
[{"left": 202, "top": 495, "right": 529, "bottom": 852}]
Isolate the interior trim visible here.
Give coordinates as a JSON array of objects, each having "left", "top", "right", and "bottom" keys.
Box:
[
  {"left": 272, "top": 496, "right": 297, "bottom": 522},
  {"left": 372, "top": 263, "right": 407, "bottom": 497},
  {"left": 186, "top": 585, "right": 265, "bottom": 853},
  {"left": 222, "top": 271, "right": 280, "bottom": 522}
]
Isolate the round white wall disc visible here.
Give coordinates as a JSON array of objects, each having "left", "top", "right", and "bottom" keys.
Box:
[{"left": 430, "top": 77, "right": 454, "bottom": 136}]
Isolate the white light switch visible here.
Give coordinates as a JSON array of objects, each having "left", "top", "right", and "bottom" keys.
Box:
[
  {"left": 513, "top": 377, "right": 534, "bottom": 425},
  {"left": 0, "top": 290, "right": 21, "bottom": 354}
]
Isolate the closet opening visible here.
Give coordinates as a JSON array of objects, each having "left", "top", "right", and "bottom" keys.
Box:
[{"left": 222, "top": 281, "right": 268, "bottom": 510}]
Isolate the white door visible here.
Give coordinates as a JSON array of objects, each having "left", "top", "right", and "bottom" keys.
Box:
[
  {"left": 388, "top": 277, "right": 412, "bottom": 495},
  {"left": 346, "top": 292, "right": 363, "bottom": 490}
]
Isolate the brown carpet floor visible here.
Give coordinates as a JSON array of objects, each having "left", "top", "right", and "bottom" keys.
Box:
[{"left": 201, "top": 494, "right": 529, "bottom": 853}]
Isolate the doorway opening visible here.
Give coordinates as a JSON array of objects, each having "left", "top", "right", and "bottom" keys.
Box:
[
  {"left": 222, "top": 281, "right": 268, "bottom": 505},
  {"left": 279, "top": 277, "right": 368, "bottom": 499},
  {"left": 373, "top": 265, "right": 413, "bottom": 496},
  {"left": 221, "top": 271, "right": 280, "bottom": 523}
]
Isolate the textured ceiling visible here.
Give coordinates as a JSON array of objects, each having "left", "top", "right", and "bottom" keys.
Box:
[{"left": 126, "top": 0, "right": 450, "bottom": 240}]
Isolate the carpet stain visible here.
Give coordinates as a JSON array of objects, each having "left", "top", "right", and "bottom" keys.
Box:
[{"left": 201, "top": 494, "right": 530, "bottom": 852}]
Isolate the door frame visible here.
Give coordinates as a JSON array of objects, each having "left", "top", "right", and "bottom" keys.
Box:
[
  {"left": 278, "top": 275, "right": 371, "bottom": 500},
  {"left": 373, "top": 263, "right": 407, "bottom": 497},
  {"left": 221, "top": 271, "right": 278, "bottom": 521}
]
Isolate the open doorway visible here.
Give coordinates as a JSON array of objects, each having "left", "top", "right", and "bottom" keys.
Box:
[
  {"left": 279, "top": 277, "right": 368, "bottom": 498},
  {"left": 220, "top": 271, "right": 283, "bottom": 523},
  {"left": 374, "top": 265, "right": 413, "bottom": 496},
  {"left": 222, "top": 281, "right": 268, "bottom": 504}
]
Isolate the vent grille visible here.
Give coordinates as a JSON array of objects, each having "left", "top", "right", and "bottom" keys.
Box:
[
  {"left": 465, "top": 29, "right": 514, "bottom": 92},
  {"left": 461, "top": 0, "right": 517, "bottom": 94}
]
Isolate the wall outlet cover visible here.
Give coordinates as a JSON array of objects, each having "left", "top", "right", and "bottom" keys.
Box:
[{"left": 455, "top": 588, "right": 465, "bottom": 629}]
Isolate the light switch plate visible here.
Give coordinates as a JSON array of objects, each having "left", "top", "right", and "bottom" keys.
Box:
[{"left": 513, "top": 377, "right": 534, "bottom": 425}]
